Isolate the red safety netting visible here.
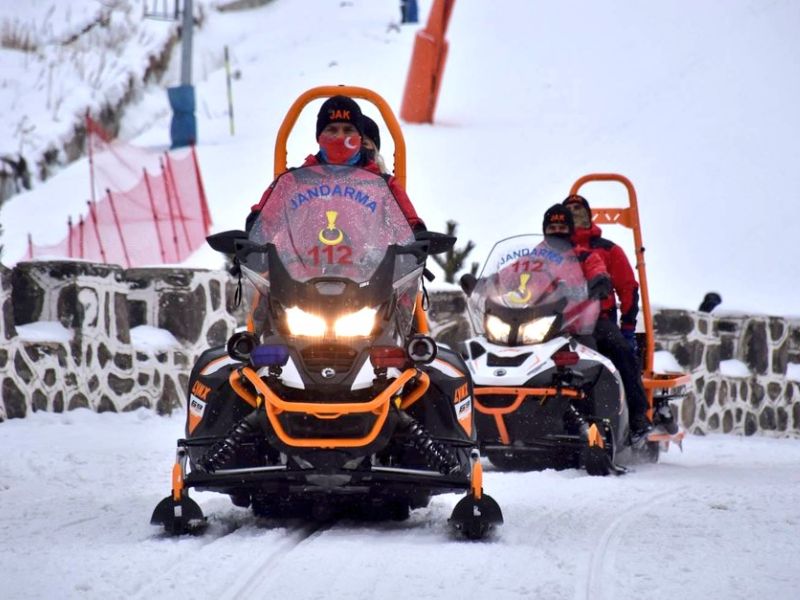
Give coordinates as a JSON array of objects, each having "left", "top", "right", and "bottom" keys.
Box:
[{"left": 23, "top": 115, "right": 211, "bottom": 266}]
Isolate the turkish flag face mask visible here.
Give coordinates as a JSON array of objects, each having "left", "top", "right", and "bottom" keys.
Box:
[{"left": 319, "top": 131, "right": 362, "bottom": 164}]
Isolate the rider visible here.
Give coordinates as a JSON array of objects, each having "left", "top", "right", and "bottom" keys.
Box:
[
  {"left": 561, "top": 194, "right": 654, "bottom": 442},
  {"left": 361, "top": 115, "right": 388, "bottom": 175},
  {"left": 247, "top": 95, "right": 424, "bottom": 232}
]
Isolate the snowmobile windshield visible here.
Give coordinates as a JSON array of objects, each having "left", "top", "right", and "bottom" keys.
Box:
[
  {"left": 244, "top": 164, "right": 416, "bottom": 286},
  {"left": 467, "top": 234, "right": 599, "bottom": 341}
]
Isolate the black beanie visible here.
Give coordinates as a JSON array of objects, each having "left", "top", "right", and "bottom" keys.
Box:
[
  {"left": 316, "top": 95, "right": 364, "bottom": 140},
  {"left": 562, "top": 194, "right": 592, "bottom": 220},
  {"left": 361, "top": 115, "right": 381, "bottom": 150},
  {"left": 542, "top": 204, "right": 575, "bottom": 236}
]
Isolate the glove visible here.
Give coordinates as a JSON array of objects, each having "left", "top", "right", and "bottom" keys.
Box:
[
  {"left": 621, "top": 327, "right": 638, "bottom": 357},
  {"left": 587, "top": 274, "right": 612, "bottom": 300}
]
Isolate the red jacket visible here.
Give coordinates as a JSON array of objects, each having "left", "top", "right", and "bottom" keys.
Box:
[
  {"left": 249, "top": 154, "right": 424, "bottom": 231},
  {"left": 572, "top": 224, "right": 639, "bottom": 330}
]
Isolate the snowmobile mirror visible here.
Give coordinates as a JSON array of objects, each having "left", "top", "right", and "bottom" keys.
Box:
[
  {"left": 207, "top": 230, "right": 248, "bottom": 254},
  {"left": 406, "top": 334, "right": 437, "bottom": 364},
  {"left": 460, "top": 273, "right": 478, "bottom": 297},
  {"left": 414, "top": 230, "right": 456, "bottom": 255},
  {"left": 227, "top": 330, "right": 259, "bottom": 361}
]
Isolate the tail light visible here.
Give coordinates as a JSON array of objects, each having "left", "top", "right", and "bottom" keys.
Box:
[
  {"left": 370, "top": 346, "right": 408, "bottom": 369},
  {"left": 552, "top": 351, "right": 580, "bottom": 368}
]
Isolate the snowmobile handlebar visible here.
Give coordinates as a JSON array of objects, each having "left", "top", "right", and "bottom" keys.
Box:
[{"left": 274, "top": 85, "right": 407, "bottom": 188}]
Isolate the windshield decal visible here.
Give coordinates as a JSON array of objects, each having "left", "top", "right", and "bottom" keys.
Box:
[
  {"left": 497, "top": 246, "right": 564, "bottom": 268},
  {"left": 290, "top": 184, "right": 377, "bottom": 213}
]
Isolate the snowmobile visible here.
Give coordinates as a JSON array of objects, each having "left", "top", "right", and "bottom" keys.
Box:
[
  {"left": 459, "top": 174, "right": 688, "bottom": 475},
  {"left": 151, "top": 86, "right": 502, "bottom": 539}
]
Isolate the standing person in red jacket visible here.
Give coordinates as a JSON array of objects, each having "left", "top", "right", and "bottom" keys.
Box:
[
  {"left": 247, "top": 95, "right": 424, "bottom": 232},
  {"left": 562, "top": 194, "right": 653, "bottom": 443}
]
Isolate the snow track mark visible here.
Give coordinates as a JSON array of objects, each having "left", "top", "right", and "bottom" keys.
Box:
[{"left": 582, "top": 486, "right": 688, "bottom": 600}]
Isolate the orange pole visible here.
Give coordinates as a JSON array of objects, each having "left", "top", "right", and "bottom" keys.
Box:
[
  {"left": 400, "top": 0, "right": 455, "bottom": 124},
  {"left": 274, "top": 85, "right": 406, "bottom": 189}
]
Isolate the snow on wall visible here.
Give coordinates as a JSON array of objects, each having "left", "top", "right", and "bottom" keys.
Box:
[{"left": 1, "top": 266, "right": 799, "bottom": 437}]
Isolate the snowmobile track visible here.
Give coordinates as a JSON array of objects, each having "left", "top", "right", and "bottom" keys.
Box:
[
  {"left": 215, "top": 520, "right": 331, "bottom": 600},
  {"left": 582, "top": 486, "right": 688, "bottom": 600}
]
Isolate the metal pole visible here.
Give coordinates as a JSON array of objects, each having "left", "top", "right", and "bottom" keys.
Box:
[
  {"left": 224, "top": 45, "right": 234, "bottom": 135},
  {"left": 106, "top": 188, "right": 132, "bottom": 268},
  {"left": 143, "top": 169, "right": 168, "bottom": 263},
  {"left": 181, "top": 0, "right": 194, "bottom": 86}
]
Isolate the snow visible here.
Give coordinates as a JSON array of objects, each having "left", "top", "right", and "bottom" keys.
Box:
[
  {"left": 720, "top": 358, "right": 751, "bottom": 378},
  {"left": 14, "top": 320, "right": 73, "bottom": 343},
  {"left": 653, "top": 350, "right": 683, "bottom": 374},
  {"left": 130, "top": 324, "right": 180, "bottom": 353},
  {"left": 2, "top": 2, "right": 800, "bottom": 598},
  {"left": 1, "top": 409, "right": 799, "bottom": 600},
  {"left": 787, "top": 363, "right": 800, "bottom": 382}
]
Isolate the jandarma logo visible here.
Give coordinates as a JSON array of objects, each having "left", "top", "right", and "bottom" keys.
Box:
[{"left": 290, "top": 184, "right": 377, "bottom": 212}]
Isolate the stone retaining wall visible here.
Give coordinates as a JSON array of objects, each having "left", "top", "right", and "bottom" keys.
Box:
[{"left": 2, "top": 264, "right": 799, "bottom": 437}]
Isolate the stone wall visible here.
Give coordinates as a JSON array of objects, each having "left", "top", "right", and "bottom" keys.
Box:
[
  {"left": 655, "top": 309, "right": 800, "bottom": 437},
  {"left": 1, "top": 261, "right": 242, "bottom": 419},
  {"left": 2, "top": 266, "right": 799, "bottom": 437}
]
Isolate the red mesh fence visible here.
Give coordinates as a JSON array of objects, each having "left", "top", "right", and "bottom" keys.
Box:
[{"left": 23, "top": 115, "right": 211, "bottom": 267}]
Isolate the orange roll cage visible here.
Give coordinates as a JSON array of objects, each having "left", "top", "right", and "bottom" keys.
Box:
[{"left": 568, "top": 174, "right": 690, "bottom": 414}]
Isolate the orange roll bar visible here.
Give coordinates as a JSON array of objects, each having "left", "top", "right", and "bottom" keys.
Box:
[
  {"left": 238, "top": 366, "right": 424, "bottom": 449},
  {"left": 274, "top": 85, "right": 407, "bottom": 189}
]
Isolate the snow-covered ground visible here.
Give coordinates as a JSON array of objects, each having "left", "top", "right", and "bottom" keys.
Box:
[
  {"left": 1, "top": 409, "right": 799, "bottom": 600},
  {"left": 2, "top": 2, "right": 800, "bottom": 598}
]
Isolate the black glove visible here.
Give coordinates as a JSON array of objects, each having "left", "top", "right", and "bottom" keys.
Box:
[{"left": 587, "top": 274, "right": 612, "bottom": 300}]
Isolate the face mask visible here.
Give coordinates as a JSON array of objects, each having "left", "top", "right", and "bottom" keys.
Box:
[{"left": 319, "top": 132, "right": 362, "bottom": 164}]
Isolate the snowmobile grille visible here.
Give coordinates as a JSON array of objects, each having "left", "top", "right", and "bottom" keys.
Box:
[
  {"left": 300, "top": 344, "right": 358, "bottom": 371},
  {"left": 486, "top": 353, "right": 532, "bottom": 367},
  {"left": 278, "top": 413, "right": 374, "bottom": 439}
]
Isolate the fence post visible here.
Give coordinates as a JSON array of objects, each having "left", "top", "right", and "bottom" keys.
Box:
[
  {"left": 67, "top": 216, "right": 74, "bottom": 258},
  {"left": 160, "top": 157, "right": 181, "bottom": 260},
  {"left": 79, "top": 216, "right": 85, "bottom": 259},
  {"left": 165, "top": 152, "right": 192, "bottom": 254},
  {"left": 143, "top": 169, "right": 168, "bottom": 263},
  {"left": 106, "top": 188, "right": 132, "bottom": 268},
  {"left": 87, "top": 199, "right": 107, "bottom": 263},
  {"left": 190, "top": 145, "right": 212, "bottom": 231},
  {"left": 27, "top": 233, "right": 33, "bottom": 260}
]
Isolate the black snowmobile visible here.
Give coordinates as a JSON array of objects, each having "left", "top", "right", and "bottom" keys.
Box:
[{"left": 151, "top": 87, "right": 502, "bottom": 539}]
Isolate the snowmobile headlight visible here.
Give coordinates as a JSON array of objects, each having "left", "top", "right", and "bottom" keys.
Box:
[
  {"left": 485, "top": 315, "right": 511, "bottom": 344},
  {"left": 520, "top": 316, "right": 556, "bottom": 345},
  {"left": 334, "top": 307, "right": 377, "bottom": 337},
  {"left": 285, "top": 306, "right": 327, "bottom": 337}
]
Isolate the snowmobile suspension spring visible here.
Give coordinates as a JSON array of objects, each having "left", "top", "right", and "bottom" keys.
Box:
[
  {"left": 564, "top": 404, "right": 590, "bottom": 436},
  {"left": 398, "top": 412, "right": 460, "bottom": 475},
  {"left": 200, "top": 411, "right": 261, "bottom": 472}
]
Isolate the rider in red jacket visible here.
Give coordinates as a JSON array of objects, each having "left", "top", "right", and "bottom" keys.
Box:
[{"left": 248, "top": 95, "right": 424, "bottom": 232}]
